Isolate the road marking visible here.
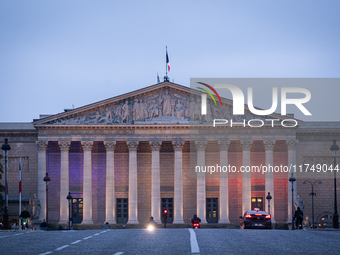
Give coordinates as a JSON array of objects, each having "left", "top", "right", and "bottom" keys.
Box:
[
  {"left": 189, "top": 229, "right": 200, "bottom": 254},
  {"left": 94, "top": 233, "right": 100, "bottom": 236},
  {"left": 71, "top": 240, "right": 82, "bottom": 244},
  {"left": 83, "top": 236, "right": 93, "bottom": 240},
  {"left": 39, "top": 252, "right": 52, "bottom": 255},
  {"left": 0, "top": 236, "right": 8, "bottom": 238},
  {"left": 113, "top": 252, "right": 124, "bottom": 255},
  {"left": 55, "top": 245, "right": 69, "bottom": 251},
  {"left": 14, "top": 233, "right": 24, "bottom": 236}
]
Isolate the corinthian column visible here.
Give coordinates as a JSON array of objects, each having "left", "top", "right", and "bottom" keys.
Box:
[
  {"left": 127, "top": 141, "right": 139, "bottom": 224},
  {"left": 36, "top": 141, "right": 48, "bottom": 221},
  {"left": 286, "top": 140, "right": 298, "bottom": 222},
  {"left": 150, "top": 141, "right": 162, "bottom": 223},
  {"left": 81, "top": 141, "right": 93, "bottom": 224},
  {"left": 218, "top": 140, "right": 230, "bottom": 224},
  {"left": 104, "top": 141, "right": 116, "bottom": 224},
  {"left": 58, "top": 141, "right": 71, "bottom": 224},
  {"left": 195, "top": 141, "right": 207, "bottom": 223},
  {"left": 172, "top": 140, "right": 184, "bottom": 224},
  {"left": 240, "top": 140, "right": 252, "bottom": 213},
  {"left": 263, "top": 139, "right": 276, "bottom": 223}
]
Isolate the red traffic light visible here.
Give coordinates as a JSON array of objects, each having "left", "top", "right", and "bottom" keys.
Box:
[{"left": 163, "top": 209, "right": 168, "bottom": 214}]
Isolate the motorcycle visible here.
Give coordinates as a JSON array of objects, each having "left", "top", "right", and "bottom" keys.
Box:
[{"left": 192, "top": 222, "right": 200, "bottom": 228}]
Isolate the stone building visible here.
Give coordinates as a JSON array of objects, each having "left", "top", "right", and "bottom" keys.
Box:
[{"left": 1, "top": 81, "right": 339, "bottom": 226}]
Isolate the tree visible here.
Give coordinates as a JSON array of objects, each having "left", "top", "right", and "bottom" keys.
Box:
[{"left": 0, "top": 155, "right": 4, "bottom": 214}]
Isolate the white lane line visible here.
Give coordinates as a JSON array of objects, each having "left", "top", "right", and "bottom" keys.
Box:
[
  {"left": 188, "top": 229, "right": 200, "bottom": 254},
  {"left": 39, "top": 252, "right": 52, "bottom": 255},
  {"left": 113, "top": 252, "right": 124, "bottom": 255},
  {"left": 94, "top": 233, "right": 100, "bottom": 236},
  {"left": 83, "top": 236, "right": 93, "bottom": 240},
  {"left": 55, "top": 245, "right": 69, "bottom": 251},
  {"left": 0, "top": 236, "right": 8, "bottom": 238},
  {"left": 15, "top": 233, "right": 24, "bottom": 236},
  {"left": 71, "top": 240, "right": 82, "bottom": 244}
]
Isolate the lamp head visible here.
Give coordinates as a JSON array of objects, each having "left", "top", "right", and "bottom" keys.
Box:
[
  {"left": 1, "top": 138, "right": 11, "bottom": 156},
  {"left": 66, "top": 192, "right": 72, "bottom": 202},
  {"left": 43, "top": 173, "right": 51, "bottom": 185},
  {"left": 330, "top": 139, "right": 339, "bottom": 157}
]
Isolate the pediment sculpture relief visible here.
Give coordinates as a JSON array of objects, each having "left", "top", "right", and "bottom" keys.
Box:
[{"left": 46, "top": 88, "right": 280, "bottom": 125}]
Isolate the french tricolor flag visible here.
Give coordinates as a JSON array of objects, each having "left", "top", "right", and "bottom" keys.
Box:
[{"left": 166, "top": 48, "right": 170, "bottom": 71}]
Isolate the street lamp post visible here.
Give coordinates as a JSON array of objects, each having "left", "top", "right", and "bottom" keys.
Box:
[
  {"left": 66, "top": 192, "right": 73, "bottom": 230},
  {"left": 303, "top": 180, "right": 322, "bottom": 228},
  {"left": 289, "top": 173, "right": 296, "bottom": 230},
  {"left": 1, "top": 138, "right": 11, "bottom": 230},
  {"left": 43, "top": 173, "right": 51, "bottom": 226},
  {"left": 330, "top": 139, "right": 339, "bottom": 229}
]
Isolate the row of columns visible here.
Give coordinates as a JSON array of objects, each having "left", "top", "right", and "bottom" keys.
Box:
[{"left": 36, "top": 139, "right": 297, "bottom": 224}]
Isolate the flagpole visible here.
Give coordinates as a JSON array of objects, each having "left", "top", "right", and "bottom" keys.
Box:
[{"left": 19, "top": 157, "right": 22, "bottom": 228}]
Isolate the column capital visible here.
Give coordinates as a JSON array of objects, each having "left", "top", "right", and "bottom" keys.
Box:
[
  {"left": 240, "top": 140, "right": 252, "bottom": 151},
  {"left": 149, "top": 141, "right": 162, "bottom": 151},
  {"left": 286, "top": 140, "right": 298, "bottom": 150},
  {"left": 263, "top": 140, "right": 276, "bottom": 151},
  {"left": 58, "top": 141, "right": 71, "bottom": 151},
  {"left": 81, "top": 141, "right": 93, "bottom": 151},
  {"left": 127, "top": 141, "right": 139, "bottom": 151},
  {"left": 218, "top": 141, "right": 230, "bottom": 151},
  {"left": 103, "top": 141, "right": 116, "bottom": 151},
  {"left": 195, "top": 141, "right": 207, "bottom": 151},
  {"left": 36, "top": 141, "right": 48, "bottom": 151},
  {"left": 172, "top": 141, "right": 184, "bottom": 151}
]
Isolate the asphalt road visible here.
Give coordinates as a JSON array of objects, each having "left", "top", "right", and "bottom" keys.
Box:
[{"left": 0, "top": 228, "right": 339, "bottom": 255}]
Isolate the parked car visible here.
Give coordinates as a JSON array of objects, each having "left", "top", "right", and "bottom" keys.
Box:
[{"left": 240, "top": 209, "right": 272, "bottom": 229}]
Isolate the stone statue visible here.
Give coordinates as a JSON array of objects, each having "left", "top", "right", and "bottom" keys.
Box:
[
  {"left": 122, "top": 100, "right": 130, "bottom": 123},
  {"left": 175, "top": 99, "right": 185, "bottom": 118},
  {"left": 148, "top": 100, "right": 159, "bottom": 119},
  {"left": 204, "top": 100, "right": 213, "bottom": 122},
  {"left": 162, "top": 90, "right": 171, "bottom": 117},
  {"left": 133, "top": 99, "right": 140, "bottom": 121},
  {"left": 98, "top": 107, "right": 113, "bottom": 123},
  {"left": 294, "top": 194, "right": 305, "bottom": 212},
  {"left": 184, "top": 100, "right": 190, "bottom": 118},
  {"left": 29, "top": 193, "right": 41, "bottom": 221}
]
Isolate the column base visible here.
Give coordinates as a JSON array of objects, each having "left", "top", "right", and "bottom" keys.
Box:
[
  {"left": 172, "top": 219, "right": 184, "bottom": 224},
  {"left": 58, "top": 219, "right": 68, "bottom": 225},
  {"left": 127, "top": 219, "right": 139, "bottom": 224},
  {"left": 154, "top": 218, "right": 161, "bottom": 224},
  {"left": 200, "top": 219, "right": 207, "bottom": 224},
  {"left": 104, "top": 219, "right": 116, "bottom": 224},
  {"left": 81, "top": 220, "right": 94, "bottom": 224},
  {"left": 271, "top": 218, "right": 276, "bottom": 224},
  {"left": 218, "top": 218, "right": 231, "bottom": 224}
]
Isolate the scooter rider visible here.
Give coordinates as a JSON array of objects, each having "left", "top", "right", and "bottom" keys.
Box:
[
  {"left": 149, "top": 216, "right": 156, "bottom": 224},
  {"left": 191, "top": 214, "right": 201, "bottom": 224}
]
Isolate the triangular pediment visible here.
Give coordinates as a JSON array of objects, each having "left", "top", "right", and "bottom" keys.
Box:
[{"left": 33, "top": 81, "right": 299, "bottom": 126}]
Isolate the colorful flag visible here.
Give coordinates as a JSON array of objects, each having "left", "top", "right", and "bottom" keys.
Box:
[{"left": 166, "top": 48, "right": 170, "bottom": 72}]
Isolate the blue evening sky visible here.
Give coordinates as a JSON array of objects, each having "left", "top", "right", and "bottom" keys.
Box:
[{"left": 0, "top": 0, "right": 339, "bottom": 122}]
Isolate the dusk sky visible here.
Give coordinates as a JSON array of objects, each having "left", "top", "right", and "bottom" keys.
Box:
[{"left": 1, "top": 1, "right": 339, "bottom": 122}]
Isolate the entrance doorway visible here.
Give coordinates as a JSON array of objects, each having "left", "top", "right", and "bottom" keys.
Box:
[
  {"left": 72, "top": 198, "right": 83, "bottom": 223},
  {"left": 161, "top": 198, "right": 173, "bottom": 223},
  {"left": 206, "top": 198, "right": 218, "bottom": 223},
  {"left": 251, "top": 197, "right": 263, "bottom": 211},
  {"left": 116, "top": 198, "right": 128, "bottom": 224}
]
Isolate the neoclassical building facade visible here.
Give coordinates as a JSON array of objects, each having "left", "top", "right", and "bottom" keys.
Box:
[{"left": 1, "top": 81, "right": 339, "bottom": 226}]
